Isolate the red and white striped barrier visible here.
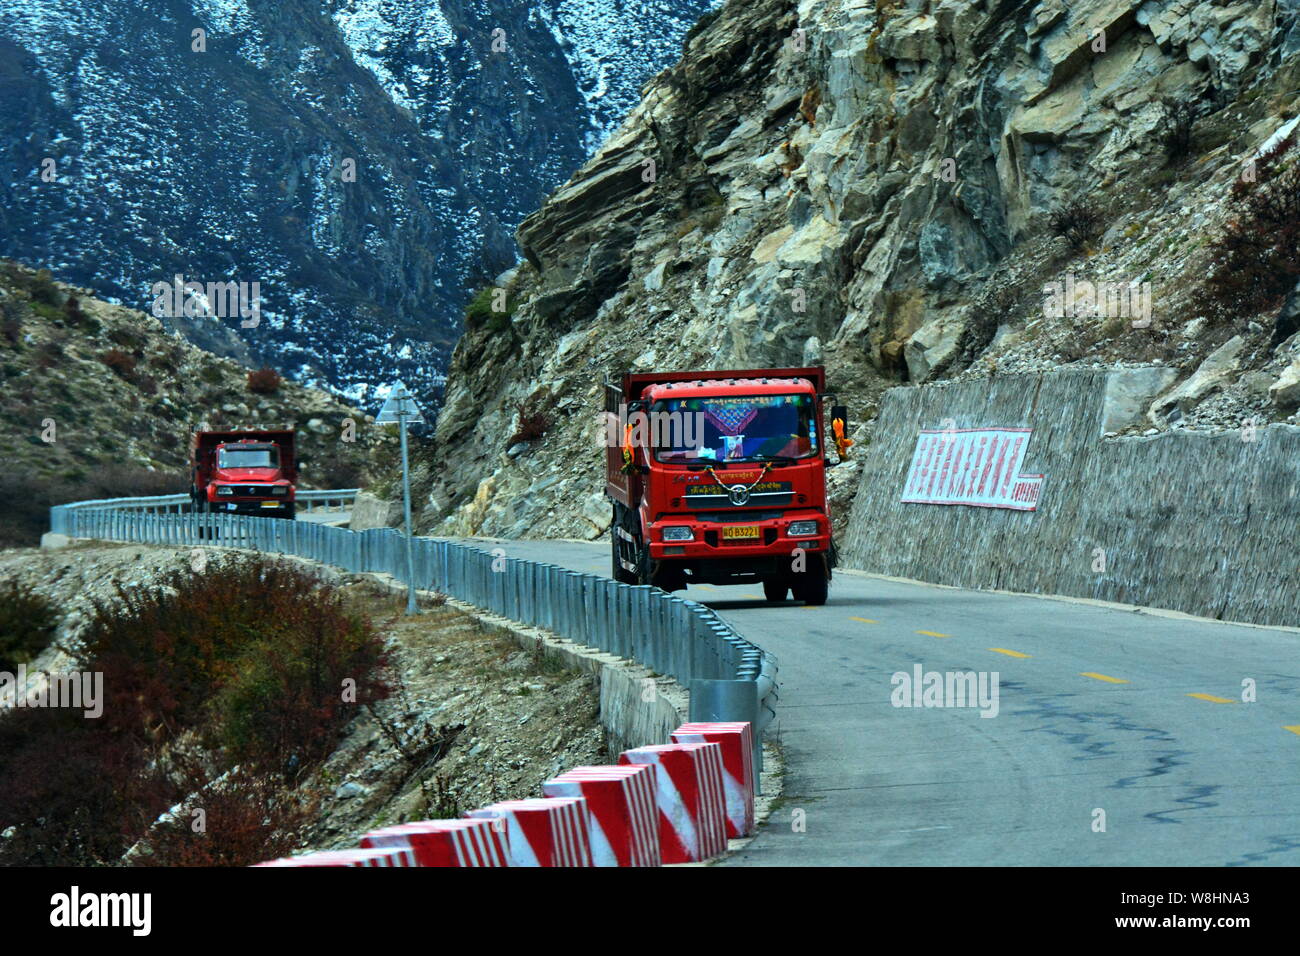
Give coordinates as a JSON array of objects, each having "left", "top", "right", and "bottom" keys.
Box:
[
  {"left": 543, "top": 766, "right": 660, "bottom": 867},
  {"left": 466, "top": 797, "right": 592, "bottom": 867},
  {"left": 619, "top": 742, "right": 727, "bottom": 863},
  {"left": 254, "top": 847, "right": 417, "bottom": 867},
  {"left": 671, "top": 721, "right": 755, "bottom": 838},
  {"left": 360, "top": 819, "right": 511, "bottom": 867}
]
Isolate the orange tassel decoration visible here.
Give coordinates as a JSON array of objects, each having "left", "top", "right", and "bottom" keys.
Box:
[
  {"left": 621, "top": 422, "right": 636, "bottom": 474},
  {"left": 832, "top": 417, "right": 854, "bottom": 460}
]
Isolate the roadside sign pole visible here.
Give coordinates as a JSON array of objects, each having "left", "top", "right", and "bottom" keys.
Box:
[
  {"left": 375, "top": 381, "right": 425, "bottom": 616},
  {"left": 399, "top": 409, "right": 417, "bottom": 615}
]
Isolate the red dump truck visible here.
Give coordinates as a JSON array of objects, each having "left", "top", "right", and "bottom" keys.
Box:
[
  {"left": 190, "top": 430, "right": 298, "bottom": 518},
  {"left": 605, "top": 366, "right": 850, "bottom": 605}
]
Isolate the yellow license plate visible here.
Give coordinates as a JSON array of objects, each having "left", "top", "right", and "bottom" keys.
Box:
[
  {"left": 260, "top": 501, "right": 282, "bottom": 508},
  {"left": 722, "top": 525, "right": 760, "bottom": 540}
]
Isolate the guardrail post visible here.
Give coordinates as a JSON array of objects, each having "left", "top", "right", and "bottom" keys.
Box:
[{"left": 689, "top": 678, "right": 763, "bottom": 794}]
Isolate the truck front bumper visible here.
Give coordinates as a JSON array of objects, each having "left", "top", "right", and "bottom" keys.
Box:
[
  {"left": 210, "top": 500, "right": 295, "bottom": 515},
  {"left": 647, "top": 513, "right": 830, "bottom": 561}
]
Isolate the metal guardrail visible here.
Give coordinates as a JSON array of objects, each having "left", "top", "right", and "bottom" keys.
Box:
[
  {"left": 48, "top": 489, "right": 358, "bottom": 528},
  {"left": 48, "top": 493, "right": 779, "bottom": 777}
]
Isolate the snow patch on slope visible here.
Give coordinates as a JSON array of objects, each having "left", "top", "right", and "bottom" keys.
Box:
[{"left": 333, "top": 0, "right": 463, "bottom": 111}]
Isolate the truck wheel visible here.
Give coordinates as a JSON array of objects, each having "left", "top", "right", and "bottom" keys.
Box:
[
  {"left": 796, "top": 570, "right": 829, "bottom": 606},
  {"left": 634, "top": 543, "right": 679, "bottom": 591},
  {"left": 635, "top": 543, "right": 653, "bottom": 587},
  {"left": 610, "top": 506, "right": 639, "bottom": 585},
  {"left": 762, "top": 577, "right": 789, "bottom": 602}
]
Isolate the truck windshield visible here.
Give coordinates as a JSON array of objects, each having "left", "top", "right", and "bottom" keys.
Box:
[
  {"left": 217, "top": 446, "right": 278, "bottom": 469},
  {"left": 651, "top": 394, "right": 819, "bottom": 463}
]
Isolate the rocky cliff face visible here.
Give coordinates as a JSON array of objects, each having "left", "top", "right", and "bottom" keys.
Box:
[
  {"left": 418, "top": 0, "right": 1300, "bottom": 541},
  {"left": 0, "top": 0, "right": 715, "bottom": 406}
]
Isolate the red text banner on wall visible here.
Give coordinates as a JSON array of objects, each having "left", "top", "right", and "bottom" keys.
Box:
[{"left": 900, "top": 427, "right": 1044, "bottom": 511}]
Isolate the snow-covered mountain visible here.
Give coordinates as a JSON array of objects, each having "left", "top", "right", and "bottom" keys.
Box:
[{"left": 0, "top": 0, "right": 716, "bottom": 407}]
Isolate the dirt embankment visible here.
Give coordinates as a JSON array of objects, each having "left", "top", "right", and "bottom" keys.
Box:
[{"left": 0, "top": 543, "right": 607, "bottom": 860}]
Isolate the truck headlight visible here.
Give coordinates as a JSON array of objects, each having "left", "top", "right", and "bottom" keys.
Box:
[
  {"left": 216, "top": 486, "right": 234, "bottom": 497},
  {"left": 661, "top": 526, "right": 694, "bottom": 542},
  {"left": 787, "top": 520, "right": 818, "bottom": 537},
  {"left": 271, "top": 486, "right": 287, "bottom": 495}
]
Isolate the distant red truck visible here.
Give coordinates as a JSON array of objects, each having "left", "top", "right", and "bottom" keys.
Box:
[
  {"left": 605, "top": 366, "right": 848, "bottom": 605},
  {"left": 190, "top": 430, "right": 297, "bottom": 519}
]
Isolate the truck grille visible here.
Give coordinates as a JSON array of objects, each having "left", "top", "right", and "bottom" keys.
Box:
[{"left": 691, "top": 511, "right": 783, "bottom": 523}]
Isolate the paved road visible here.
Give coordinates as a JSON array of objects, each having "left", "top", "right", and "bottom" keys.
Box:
[{"left": 450, "top": 536, "right": 1300, "bottom": 867}]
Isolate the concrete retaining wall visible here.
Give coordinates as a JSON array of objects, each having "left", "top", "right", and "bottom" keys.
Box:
[{"left": 841, "top": 368, "right": 1300, "bottom": 627}]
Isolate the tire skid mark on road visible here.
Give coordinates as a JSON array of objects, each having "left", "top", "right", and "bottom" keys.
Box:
[
  {"left": 1226, "top": 834, "right": 1300, "bottom": 866},
  {"left": 1011, "top": 693, "right": 1178, "bottom": 763},
  {"left": 1110, "top": 750, "right": 1190, "bottom": 789},
  {"left": 1143, "top": 783, "right": 1222, "bottom": 825}
]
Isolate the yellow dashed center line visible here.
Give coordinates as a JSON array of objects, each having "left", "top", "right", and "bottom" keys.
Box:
[
  {"left": 850, "top": 616, "right": 878, "bottom": 624},
  {"left": 1081, "top": 672, "right": 1129, "bottom": 684},
  {"left": 915, "top": 630, "right": 951, "bottom": 638},
  {"left": 989, "top": 647, "right": 1030, "bottom": 659},
  {"left": 1187, "top": 693, "right": 1236, "bottom": 704}
]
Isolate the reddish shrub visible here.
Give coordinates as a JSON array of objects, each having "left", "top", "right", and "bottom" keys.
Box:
[
  {"left": 0, "top": 557, "right": 390, "bottom": 865},
  {"left": 0, "top": 706, "right": 176, "bottom": 866},
  {"left": 247, "top": 367, "right": 281, "bottom": 394},
  {"left": 1047, "top": 196, "right": 1104, "bottom": 251},
  {"left": 100, "top": 347, "right": 137, "bottom": 378},
  {"left": 76, "top": 557, "right": 390, "bottom": 774},
  {"left": 129, "top": 764, "right": 314, "bottom": 867},
  {"left": 1207, "top": 156, "right": 1300, "bottom": 325},
  {"left": 34, "top": 338, "right": 64, "bottom": 369},
  {"left": 29, "top": 268, "right": 60, "bottom": 306},
  {"left": 0, "top": 578, "right": 58, "bottom": 671},
  {"left": 509, "top": 400, "right": 550, "bottom": 445}
]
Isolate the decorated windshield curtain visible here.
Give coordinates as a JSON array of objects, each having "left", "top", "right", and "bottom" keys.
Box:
[{"left": 703, "top": 404, "right": 758, "bottom": 435}]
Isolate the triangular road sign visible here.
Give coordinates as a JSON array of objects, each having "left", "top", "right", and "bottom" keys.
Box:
[{"left": 375, "top": 381, "right": 425, "bottom": 424}]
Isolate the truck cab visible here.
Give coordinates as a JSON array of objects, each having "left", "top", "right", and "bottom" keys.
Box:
[{"left": 606, "top": 367, "right": 844, "bottom": 605}]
